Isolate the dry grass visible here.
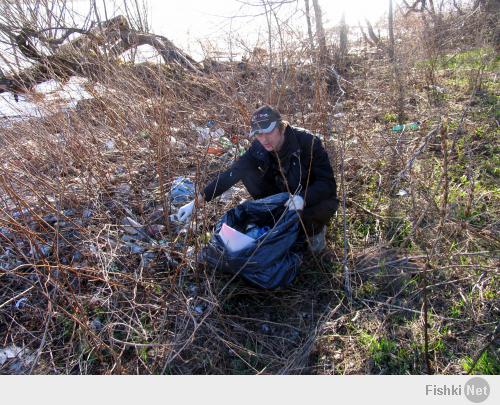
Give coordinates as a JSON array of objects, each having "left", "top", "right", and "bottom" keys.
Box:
[{"left": 0, "top": 6, "right": 498, "bottom": 375}]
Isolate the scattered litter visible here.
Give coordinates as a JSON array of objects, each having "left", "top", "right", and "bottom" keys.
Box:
[
  {"left": 213, "top": 128, "right": 225, "bottom": 138},
  {"left": 207, "top": 146, "right": 225, "bottom": 156},
  {"left": 122, "top": 216, "right": 143, "bottom": 235},
  {"left": 42, "top": 213, "right": 58, "bottom": 224},
  {"left": 0, "top": 345, "right": 36, "bottom": 373},
  {"left": 0, "top": 227, "right": 14, "bottom": 239},
  {"left": 82, "top": 209, "right": 93, "bottom": 219},
  {"left": 71, "top": 251, "right": 83, "bottom": 262},
  {"left": 391, "top": 121, "right": 420, "bottom": 132},
  {"left": 89, "top": 318, "right": 103, "bottom": 331},
  {"left": 261, "top": 323, "right": 271, "bottom": 334},
  {"left": 193, "top": 125, "right": 210, "bottom": 141},
  {"left": 186, "top": 246, "right": 195, "bottom": 258},
  {"left": 12, "top": 208, "right": 30, "bottom": 219},
  {"left": 397, "top": 189, "right": 408, "bottom": 197},
  {"left": 219, "top": 188, "right": 235, "bottom": 203},
  {"left": 104, "top": 139, "right": 116, "bottom": 151},
  {"left": 15, "top": 297, "right": 28, "bottom": 309},
  {"left": 141, "top": 251, "right": 157, "bottom": 267},
  {"left": 193, "top": 304, "right": 205, "bottom": 315},
  {"left": 429, "top": 85, "right": 446, "bottom": 94},
  {"left": 129, "top": 243, "right": 145, "bottom": 254},
  {"left": 170, "top": 177, "right": 195, "bottom": 205},
  {"left": 187, "top": 283, "right": 199, "bottom": 296},
  {"left": 121, "top": 234, "right": 137, "bottom": 243},
  {"left": 219, "top": 136, "right": 233, "bottom": 149},
  {"left": 145, "top": 224, "right": 165, "bottom": 237},
  {"left": 116, "top": 183, "right": 131, "bottom": 194},
  {"left": 192, "top": 122, "right": 225, "bottom": 143},
  {"left": 30, "top": 242, "right": 52, "bottom": 259}
]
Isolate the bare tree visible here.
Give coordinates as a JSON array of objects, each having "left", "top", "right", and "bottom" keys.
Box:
[
  {"left": 312, "top": 0, "right": 328, "bottom": 65},
  {"left": 304, "top": 0, "right": 315, "bottom": 62},
  {"left": 338, "top": 13, "right": 348, "bottom": 64},
  {"left": 0, "top": 0, "right": 201, "bottom": 95},
  {"left": 388, "top": 0, "right": 395, "bottom": 62}
]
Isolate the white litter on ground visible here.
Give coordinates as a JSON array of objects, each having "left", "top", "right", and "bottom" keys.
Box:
[
  {"left": 0, "top": 345, "right": 36, "bottom": 373},
  {"left": 0, "top": 76, "right": 94, "bottom": 123}
]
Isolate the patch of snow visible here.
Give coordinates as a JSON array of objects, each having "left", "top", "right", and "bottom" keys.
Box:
[{"left": 0, "top": 76, "right": 94, "bottom": 123}]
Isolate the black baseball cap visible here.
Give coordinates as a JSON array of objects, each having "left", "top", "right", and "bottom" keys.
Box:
[{"left": 250, "top": 105, "right": 281, "bottom": 136}]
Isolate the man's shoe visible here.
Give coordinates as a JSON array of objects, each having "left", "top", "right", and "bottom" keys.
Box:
[{"left": 308, "top": 226, "right": 327, "bottom": 253}]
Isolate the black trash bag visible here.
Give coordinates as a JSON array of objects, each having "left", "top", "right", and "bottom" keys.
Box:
[{"left": 204, "top": 192, "right": 302, "bottom": 289}]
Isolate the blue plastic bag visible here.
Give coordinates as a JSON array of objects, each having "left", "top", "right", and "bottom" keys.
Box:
[
  {"left": 204, "top": 193, "right": 302, "bottom": 289},
  {"left": 245, "top": 225, "right": 270, "bottom": 239},
  {"left": 170, "top": 177, "right": 195, "bottom": 205}
]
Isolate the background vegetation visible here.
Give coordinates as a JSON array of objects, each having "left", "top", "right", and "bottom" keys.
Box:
[{"left": 0, "top": 0, "right": 498, "bottom": 374}]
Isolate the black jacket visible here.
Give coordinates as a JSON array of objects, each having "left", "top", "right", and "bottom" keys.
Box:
[{"left": 203, "top": 125, "right": 337, "bottom": 208}]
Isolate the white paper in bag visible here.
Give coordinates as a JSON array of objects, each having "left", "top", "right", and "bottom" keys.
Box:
[{"left": 219, "top": 223, "right": 255, "bottom": 253}]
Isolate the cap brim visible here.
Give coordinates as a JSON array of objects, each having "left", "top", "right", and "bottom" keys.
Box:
[{"left": 250, "top": 120, "right": 277, "bottom": 137}]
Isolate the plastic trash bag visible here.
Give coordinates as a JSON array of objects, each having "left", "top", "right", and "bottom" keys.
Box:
[
  {"left": 204, "top": 192, "right": 302, "bottom": 289},
  {"left": 170, "top": 177, "right": 195, "bottom": 206}
]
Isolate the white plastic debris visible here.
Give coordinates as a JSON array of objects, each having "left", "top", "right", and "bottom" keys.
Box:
[
  {"left": 89, "top": 318, "right": 103, "bottom": 331},
  {"left": 397, "top": 189, "right": 408, "bottom": 197},
  {"left": 220, "top": 186, "right": 244, "bottom": 203},
  {"left": 261, "top": 323, "right": 271, "bottom": 333},
  {"left": 15, "top": 297, "right": 28, "bottom": 309},
  {"left": 122, "top": 216, "right": 143, "bottom": 234},
  {"left": 219, "top": 223, "right": 255, "bottom": 253},
  {"left": 104, "top": 139, "right": 116, "bottom": 151},
  {"left": 213, "top": 128, "right": 225, "bottom": 137},
  {"left": 0, "top": 345, "right": 35, "bottom": 372},
  {"left": 191, "top": 123, "right": 225, "bottom": 143},
  {"left": 194, "top": 305, "right": 205, "bottom": 315}
]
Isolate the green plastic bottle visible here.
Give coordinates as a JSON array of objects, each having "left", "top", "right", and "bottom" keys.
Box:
[{"left": 391, "top": 121, "right": 420, "bottom": 132}]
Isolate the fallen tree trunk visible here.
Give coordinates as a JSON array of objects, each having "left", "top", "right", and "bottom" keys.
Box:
[{"left": 0, "top": 15, "right": 202, "bottom": 95}]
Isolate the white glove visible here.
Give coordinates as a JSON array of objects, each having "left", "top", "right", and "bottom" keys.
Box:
[
  {"left": 285, "top": 194, "right": 304, "bottom": 211},
  {"left": 176, "top": 200, "right": 195, "bottom": 222}
]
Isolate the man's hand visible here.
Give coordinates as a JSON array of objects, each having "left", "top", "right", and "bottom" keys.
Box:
[
  {"left": 285, "top": 194, "right": 304, "bottom": 211},
  {"left": 176, "top": 200, "right": 195, "bottom": 222}
]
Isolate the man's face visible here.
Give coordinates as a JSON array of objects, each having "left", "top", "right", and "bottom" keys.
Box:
[{"left": 255, "top": 127, "right": 285, "bottom": 152}]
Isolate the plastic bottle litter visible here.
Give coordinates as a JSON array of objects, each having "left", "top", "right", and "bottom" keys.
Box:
[
  {"left": 391, "top": 121, "right": 421, "bottom": 132},
  {"left": 245, "top": 225, "right": 270, "bottom": 239},
  {"left": 170, "top": 177, "right": 195, "bottom": 205},
  {"left": 207, "top": 146, "right": 225, "bottom": 156},
  {"left": 219, "top": 136, "right": 233, "bottom": 149}
]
